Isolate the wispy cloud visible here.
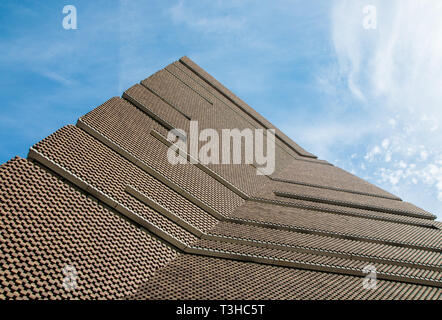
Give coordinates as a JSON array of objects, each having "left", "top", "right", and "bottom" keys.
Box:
[
  {"left": 38, "top": 69, "right": 76, "bottom": 86},
  {"left": 169, "top": 0, "right": 246, "bottom": 35},
  {"left": 325, "top": 0, "right": 442, "bottom": 217}
]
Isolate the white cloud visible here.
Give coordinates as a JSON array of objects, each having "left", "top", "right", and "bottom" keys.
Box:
[
  {"left": 332, "top": 1, "right": 442, "bottom": 127},
  {"left": 364, "top": 145, "right": 381, "bottom": 162},
  {"left": 398, "top": 161, "right": 407, "bottom": 169},
  {"left": 329, "top": 0, "right": 442, "bottom": 218},
  {"left": 388, "top": 118, "right": 397, "bottom": 127}
]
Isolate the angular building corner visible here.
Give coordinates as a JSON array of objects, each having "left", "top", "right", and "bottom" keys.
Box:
[{"left": 1, "top": 56, "right": 441, "bottom": 300}]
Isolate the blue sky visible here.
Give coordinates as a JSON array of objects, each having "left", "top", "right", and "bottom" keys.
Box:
[{"left": 1, "top": 0, "right": 441, "bottom": 219}]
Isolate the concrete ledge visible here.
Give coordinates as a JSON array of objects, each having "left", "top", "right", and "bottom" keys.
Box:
[
  {"left": 271, "top": 176, "right": 402, "bottom": 201},
  {"left": 274, "top": 190, "right": 436, "bottom": 220},
  {"left": 151, "top": 129, "right": 250, "bottom": 200},
  {"left": 77, "top": 118, "right": 225, "bottom": 221},
  {"left": 185, "top": 245, "right": 442, "bottom": 288},
  {"left": 27, "top": 148, "right": 188, "bottom": 251},
  {"left": 126, "top": 184, "right": 204, "bottom": 237},
  {"left": 140, "top": 81, "right": 192, "bottom": 120},
  {"left": 122, "top": 91, "right": 187, "bottom": 141}
]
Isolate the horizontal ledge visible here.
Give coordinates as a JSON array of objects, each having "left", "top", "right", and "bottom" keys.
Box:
[
  {"left": 185, "top": 246, "right": 442, "bottom": 288},
  {"left": 124, "top": 176, "right": 442, "bottom": 274},
  {"left": 122, "top": 91, "right": 187, "bottom": 141},
  {"left": 77, "top": 118, "right": 224, "bottom": 221},
  {"left": 140, "top": 81, "right": 193, "bottom": 120},
  {"left": 202, "top": 233, "right": 442, "bottom": 272},
  {"left": 150, "top": 129, "right": 250, "bottom": 200},
  {"left": 271, "top": 176, "right": 402, "bottom": 201},
  {"left": 125, "top": 184, "right": 205, "bottom": 237},
  {"left": 229, "top": 211, "right": 442, "bottom": 254},
  {"left": 27, "top": 148, "right": 188, "bottom": 251},
  {"left": 274, "top": 190, "right": 436, "bottom": 221},
  {"left": 126, "top": 183, "right": 442, "bottom": 273},
  {"left": 164, "top": 66, "right": 214, "bottom": 105},
  {"left": 258, "top": 191, "right": 436, "bottom": 229}
]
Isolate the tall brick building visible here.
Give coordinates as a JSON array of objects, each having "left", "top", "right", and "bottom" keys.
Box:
[{"left": 1, "top": 57, "right": 441, "bottom": 299}]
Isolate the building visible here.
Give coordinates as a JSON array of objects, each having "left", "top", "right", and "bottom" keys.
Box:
[{"left": 1, "top": 57, "right": 441, "bottom": 299}]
